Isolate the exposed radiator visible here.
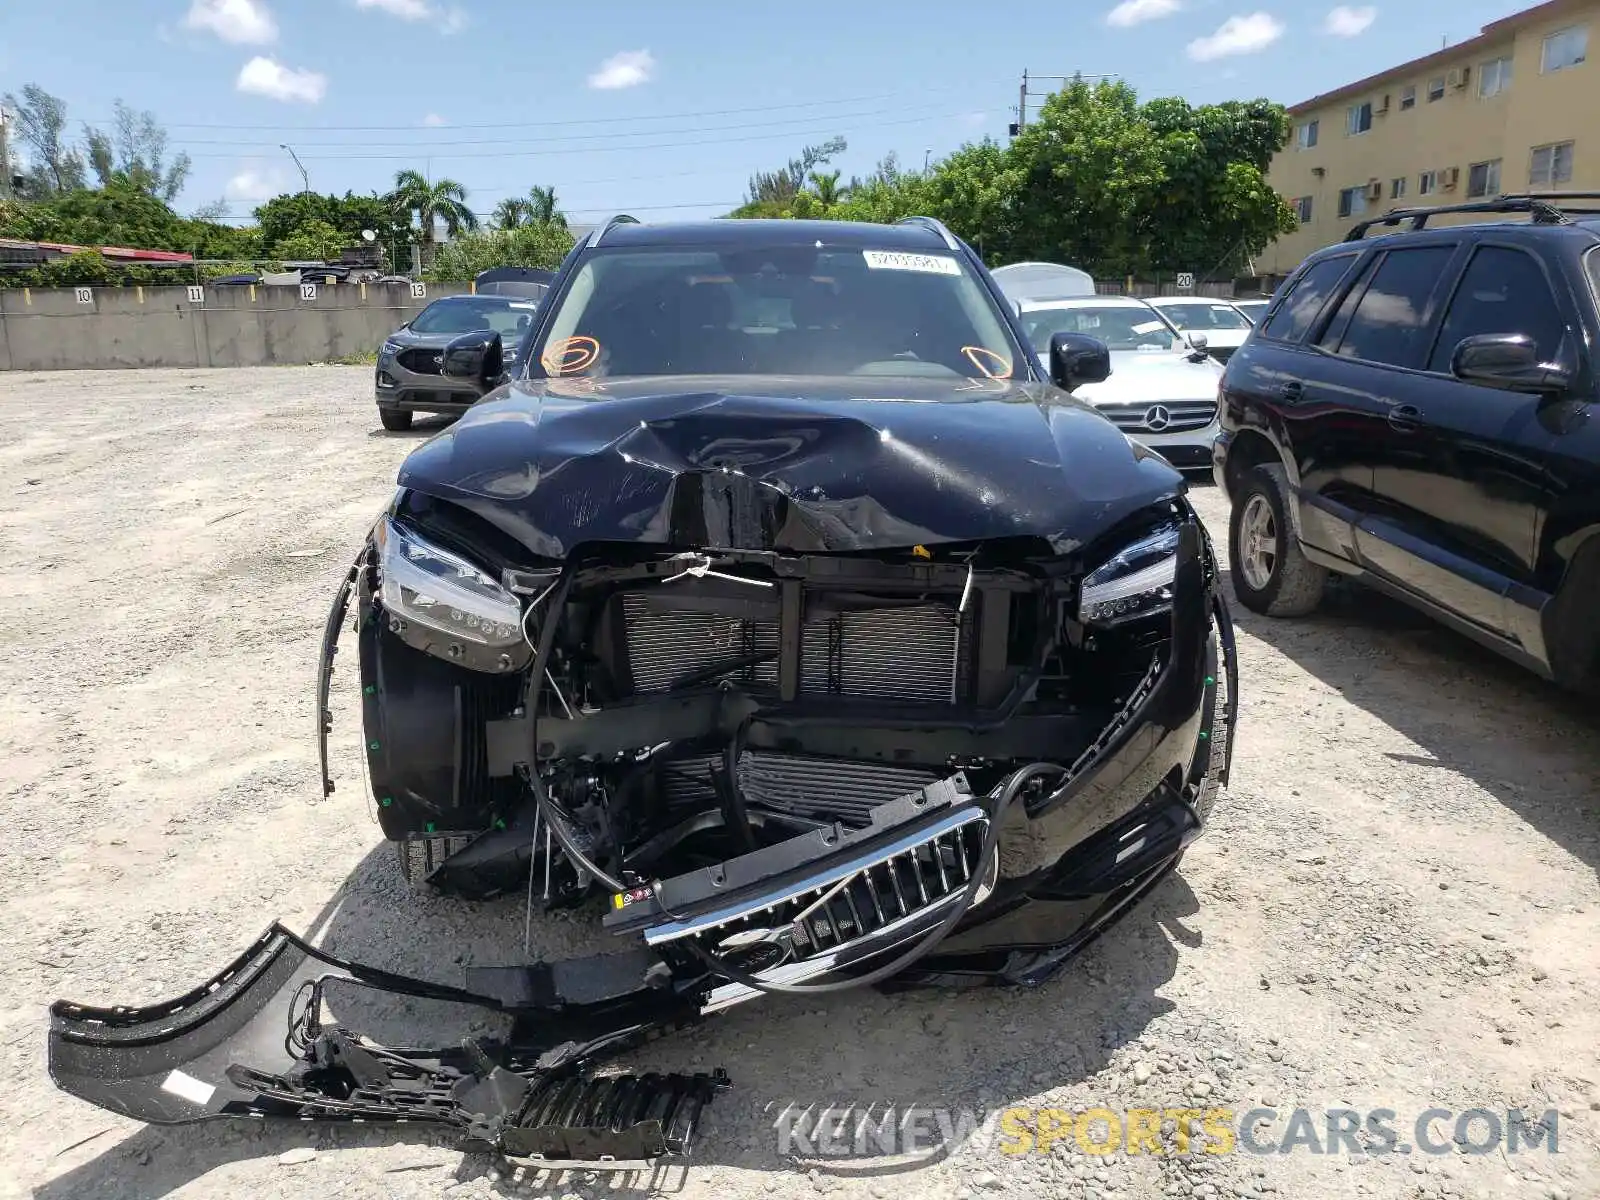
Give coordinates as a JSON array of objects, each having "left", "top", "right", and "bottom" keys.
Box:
[
  {"left": 655, "top": 751, "right": 940, "bottom": 828},
  {"left": 622, "top": 593, "right": 779, "bottom": 693},
  {"left": 799, "top": 603, "right": 966, "bottom": 703},
  {"left": 619, "top": 591, "right": 968, "bottom": 704}
]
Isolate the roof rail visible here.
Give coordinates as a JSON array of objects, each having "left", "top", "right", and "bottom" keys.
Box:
[
  {"left": 1343, "top": 195, "right": 1572, "bottom": 241},
  {"left": 896, "top": 215, "right": 961, "bottom": 251},
  {"left": 591, "top": 213, "right": 641, "bottom": 247}
]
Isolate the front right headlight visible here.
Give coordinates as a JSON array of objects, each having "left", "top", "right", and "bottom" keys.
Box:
[
  {"left": 1078, "top": 524, "right": 1181, "bottom": 627},
  {"left": 375, "top": 516, "right": 523, "bottom": 648},
  {"left": 380, "top": 339, "right": 402, "bottom": 357}
]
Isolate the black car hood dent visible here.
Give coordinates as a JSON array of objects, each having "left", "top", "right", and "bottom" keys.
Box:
[{"left": 394, "top": 375, "right": 1182, "bottom": 557}]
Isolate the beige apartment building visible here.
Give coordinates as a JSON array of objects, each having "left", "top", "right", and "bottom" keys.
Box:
[{"left": 1261, "top": 0, "right": 1597, "bottom": 275}]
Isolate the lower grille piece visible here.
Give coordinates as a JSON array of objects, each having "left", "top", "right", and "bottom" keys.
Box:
[
  {"left": 654, "top": 751, "right": 942, "bottom": 828},
  {"left": 645, "top": 805, "right": 989, "bottom": 971}
]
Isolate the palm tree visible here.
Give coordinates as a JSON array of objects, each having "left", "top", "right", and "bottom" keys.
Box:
[
  {"left": 808, "top": 169, "right": 847, "bottom": 207},
  {"left": 527, "top": 184, "right": 567, "bottom": 230},
  {"left": 493, "top": 197, "right": 533, "bottom": 229},
  {"left": 387, "top": 169, "right": 478, "bottom": 265}
]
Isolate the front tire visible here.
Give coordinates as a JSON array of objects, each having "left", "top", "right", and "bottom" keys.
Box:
[
  {"left": 378, "top": 407, "right": 413, "bottom": 432},
  {"left": 1229, "top": 463, "right": 1327, "bottom": 617}
]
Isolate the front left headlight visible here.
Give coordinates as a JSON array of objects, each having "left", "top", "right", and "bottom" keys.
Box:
[
  {"left": 375, "top": 516, "right": 523, "bottom": 647},
  {"left": 1078, "top": 524, "right": 1181, "bottom": 627},
  {"left": 380, "top": 339, "right": 402, "bottom": 357}
]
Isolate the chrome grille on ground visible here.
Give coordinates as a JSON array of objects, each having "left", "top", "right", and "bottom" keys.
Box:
[
  {"left": 621, "top": 594, "right": 779, "bottom": 693},
  {"left": 644, "top": 806, "right": 989, "bottom": 967},
  {"left": 1093, "top": 399, "right": 1218, "bottom": 434}
]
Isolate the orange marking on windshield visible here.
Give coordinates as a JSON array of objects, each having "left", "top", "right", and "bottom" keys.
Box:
[
  {"left": 542, "top": 335, "right": 601, "bottom": 376},
  {"left": 961, "top": 346, "right": 1013, "bottom": 380}
]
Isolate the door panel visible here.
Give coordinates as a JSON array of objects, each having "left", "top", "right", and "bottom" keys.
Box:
[{"left": 1355, "top": 244, "right": 1566, "bottom": 647}]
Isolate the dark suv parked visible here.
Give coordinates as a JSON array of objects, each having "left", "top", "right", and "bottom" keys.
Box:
[{"left": 1213, "top": 194, "right": 1600, "bottom": 694}]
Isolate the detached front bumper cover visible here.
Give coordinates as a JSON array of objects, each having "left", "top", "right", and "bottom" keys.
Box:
[{"left": 47, "top": 923, "right": 728, "bottom": 1162}]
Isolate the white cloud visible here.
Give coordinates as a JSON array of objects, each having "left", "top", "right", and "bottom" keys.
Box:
[
  {"left": 236, "top": 56, "right": 328, "bottom": 104},
  {"left": 225, "top": 165, "right": 288, "bottom": 203},
  {"left": 355, "top": 0, "right": 430, "bottom": 17},
  {"left": 587, "top": 49, "right": 655, "bottom": 90},
  {"left": 183, "top": 0, "right": 277, "bottom": 44},
  {"left": 1187, "top": 12, "right": 1286, "bottom": 61},
  {"left": 1106, "top": 0, "right": 1181, "bottom": 27},
  {"left": 421, "top": 112, "right": 447, "bottom": 126},
  {"left": 440, "top": 5, "right": 467, "bottom": 33},
  {"left": 1323, "top": 5, "right": 1376, "bottom": 36}
]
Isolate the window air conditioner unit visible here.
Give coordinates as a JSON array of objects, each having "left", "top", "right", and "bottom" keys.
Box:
[
  {"left": 1448, "top": 67, "right": 1469, "bottom": 88},
  {"left": 1442, "top": 166, "right": 1461, "bottom": 189},
  {"left": 1375, "top": 94, "right": 1391, "bottom": 115},
  {"left": 1366, "top": 180, "right": 1384, "bottom": 200}
]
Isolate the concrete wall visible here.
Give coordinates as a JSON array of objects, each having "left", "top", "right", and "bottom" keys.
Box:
[{"left": 0, "top": 281, "right": 475, "bottom": 372}]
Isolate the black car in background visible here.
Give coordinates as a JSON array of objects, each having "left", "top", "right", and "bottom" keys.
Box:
[
  {"left": 374, "top": 292, "right": 542, "bottom": 430},
  {"left": 1214, "top": 193, "right": 1600, "bottom": 694},
  {"left": 51, "top": 215, "right": 1238, "bottom": 1158}
]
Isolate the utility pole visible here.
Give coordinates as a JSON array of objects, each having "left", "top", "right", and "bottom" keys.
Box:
[
  {"left": 279, "top": 143, "right": 310, "bottom": 193},
  {"left": 1013, "top": 70, "right": 1122, "bottom": 134},
  {"left": 0, "top": 105, "right": 13, "bottom": 200}
]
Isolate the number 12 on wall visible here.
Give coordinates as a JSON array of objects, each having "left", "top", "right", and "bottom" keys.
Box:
[{"left": 300, "top": 283, "right": 317, "bottom": 301}]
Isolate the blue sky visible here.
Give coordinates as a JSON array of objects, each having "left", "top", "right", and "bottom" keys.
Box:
[{"left": 0, "top": 0, "right": 1539, "bottom": 226}]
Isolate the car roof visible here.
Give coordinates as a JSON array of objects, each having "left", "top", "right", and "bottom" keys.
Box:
[
  {"left": 427, "top": 293, "right": 524, "bottom": 304},
  {"left": 1314, "top": 217, "right": 1600, "bottom": 260},
  {"left": 1018, "top": 295, "right": 1154, "bottom": 311},
  {"left": 1144, "top": 295, "right": 1236, "bottom": 305},
  {"left": 591, "top": 218, "right": 952, "bottom": 251}
]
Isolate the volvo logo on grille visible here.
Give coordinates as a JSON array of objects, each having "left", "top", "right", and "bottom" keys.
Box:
[{"left": 1144, "top": 404, "right": 1173, "bottom": 432}]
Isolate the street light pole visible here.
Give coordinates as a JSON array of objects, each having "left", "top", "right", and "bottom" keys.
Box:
[{"left": 279, "top": 143, "right": 310, "bottom": 193}]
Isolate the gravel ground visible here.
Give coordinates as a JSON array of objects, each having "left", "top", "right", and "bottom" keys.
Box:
[{"left": 2, "top": 366, "right": 1597, "bottom": 1200}]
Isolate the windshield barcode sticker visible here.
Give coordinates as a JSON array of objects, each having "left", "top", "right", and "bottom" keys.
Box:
[{"left": 862, "top": 251, "right": 961, "bottom": 276}]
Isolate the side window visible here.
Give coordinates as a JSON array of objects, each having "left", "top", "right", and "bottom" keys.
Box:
[
  {"left": 1315, "top": 255, "right": 1380, "bottom": 352},
  {"left": 1428, "top": 246, "right": 1568, "bottom": 373},
  {"left": 1325, "top": 245, "right": 1457, "bottom": 368},
  {"left": 1262, "top": 255, "right": 1357, "bottom": 343}
]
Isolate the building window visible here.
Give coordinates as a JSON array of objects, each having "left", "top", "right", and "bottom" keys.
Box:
[
  {"left": 1529, "top": 141, "right": 1575, "bottom": 186},
  {"left": 1338, "top": 186, "right": 1369, "bottom": 218},
  {"left": 1478, "top": 56, "right": 1513, "bottom": 97},
  {"left": 1400, "top": 84, "right": 1417, "bottom": 109},
  {"left": 1427, "top": 76, "right": 1446, "bottom": 101},
  {"left": 1391, "top": 177, "right": 1408, "bottom": 200},
  {"left": 1346, "top": 102, "right": 1373, "bottom": 135},
  {"left": 1293, "top": 195, "right": 1314, "bottom": 222},
  {"left": 1467, "top": 158, "right": 1502, "bottom": 197},
  {"left": 1541, "top": 25, "right": 1589, "bottom": 72},
  {"left": 1419, "top": 171, "right": 1438, "bottom": 195},
  {"left": 1296, "top": 119, "right": 1319, "bottom": 149}
]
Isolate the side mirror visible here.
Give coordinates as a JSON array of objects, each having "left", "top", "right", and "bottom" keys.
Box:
[
  {"left": 1048, "top": 331, "right": 1111, "bottom": 391},
  {"left": 1450, "top": 333, "right": 1573, "bottom": 395},
  {"left": 1187, "top": 331, "right": 1210, "bottom": 352},
  {"left": 441, "top": 330, "right": 503, "bottom": 381}
]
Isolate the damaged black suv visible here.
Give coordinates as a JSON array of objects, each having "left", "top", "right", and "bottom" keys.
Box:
[{"left": 49, "top": 216, "right": 1238, "bottom": 1161}]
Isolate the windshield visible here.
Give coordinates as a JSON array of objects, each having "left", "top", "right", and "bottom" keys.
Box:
[
  {"left": 1153, "top": 301, "right": 1252, "bottom": 331},
  {"left": 1021, "top": 305, "right": 1181, "bottom": 353},
  {"left": 531, "top": 244, "right": 1021, "bottom": 381},
  {"left": 409, "top": 297, "right": 540, "bottom": 342}
]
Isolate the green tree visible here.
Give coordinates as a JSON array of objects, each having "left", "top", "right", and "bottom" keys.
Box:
[
  {"left": 422, "top": 223, "right": 574, "bottom": 281},
  {"left": 527, "top": 184, "right": 565, "bottom": 228},
  {"left": 1136, "top": 97, "right": 1296, "bottom": 278},
  {"left": 252, "top": 190, "right": 410, "bottom": 262},
  {"left": 0, "top": 176, "right": 258, "bottom": 258},
  {"left": 733, "top": 137, "right": 848, "bottom": 215},
  {"left": 83, "top": 100, "right": 191, "bottom": 202},
  {"left": 273, "top": 218, "right": 345, "bottom": 261},
  {"left": 3, "top": 84, "right": 88, "bottom": 196},
  {"left": 492, "top": 197, "right": 532, "bottom": 229},
  {"left": 807, "top": 170, "right": 846, "bottom": 207},
  {"left": 386, "top": 169, "right": 478, "bottom": 265}
]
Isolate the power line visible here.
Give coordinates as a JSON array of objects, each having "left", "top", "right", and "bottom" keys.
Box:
[
  {"left": 74, "top": 85, "right": 998, "bottom": 133},
  {"left": 180, "top": 110, "right": 979, "bottom": 161},
  {"left": 161, "top": 102, "right": 963, "bottom": 150}
]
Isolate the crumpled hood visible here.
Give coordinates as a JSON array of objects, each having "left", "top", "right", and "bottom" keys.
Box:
[
  {"left": 1072, "top": 349, "right": 1223, "bottom": 407},
  {"left": 395, "top": 375, "right": 1182, "bottom": 557}
]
